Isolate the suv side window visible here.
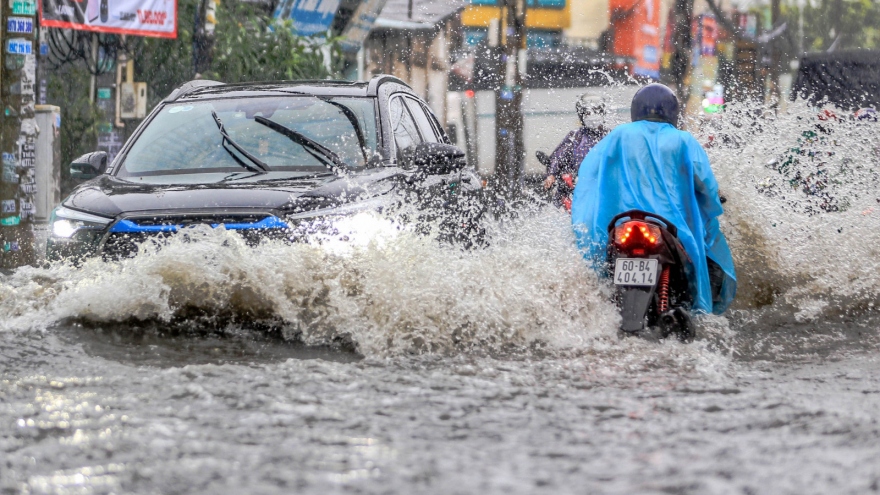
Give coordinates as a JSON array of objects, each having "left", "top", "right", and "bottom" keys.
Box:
[
  {"left": 423, "top": 104, "right": 449, "bottom": 144},
  {"left": 403, "top": 97, "right": 440, "bottom": 143},
  {"left": 389, "top": 96, "right": 422, "bottom": 153}
]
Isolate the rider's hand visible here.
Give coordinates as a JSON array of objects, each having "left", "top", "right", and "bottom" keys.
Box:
[{"left": 544, "top": 175, "right": 556, "bottom": 190}]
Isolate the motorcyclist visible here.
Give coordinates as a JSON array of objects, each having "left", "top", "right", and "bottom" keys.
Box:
[
  {"left": 570, "top": 83, "right": 736, "bottom": 315},
  {"left": 543, "top": 95, "right": 609, "bottom": 211}
]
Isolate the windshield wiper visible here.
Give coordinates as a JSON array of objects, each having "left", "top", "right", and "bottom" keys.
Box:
[
  {"left": 320, "top": 99, "right": 368, "bottom": 163},
  {"left": 211, "top": 111, "right": 270, "bottom": 174},
  {"left": 253, "top": 116, "right": 346, "bottom": 175}
]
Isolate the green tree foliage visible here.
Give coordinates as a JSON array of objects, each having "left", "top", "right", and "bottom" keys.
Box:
[
  {"left": 795, "top": 0, "right": 880, "bottom": 51},
  {"left": 129, "top": 0, "right": 338, "bottom": 105},
  {"left": 207, "top": 1, "right": 342, "bottom": 83}
]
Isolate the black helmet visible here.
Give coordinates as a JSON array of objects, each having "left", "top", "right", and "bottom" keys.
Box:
[{"left": 631, "top": 83, "right": 679, "bottom": 127}]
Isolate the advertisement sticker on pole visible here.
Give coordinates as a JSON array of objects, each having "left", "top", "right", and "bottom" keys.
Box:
[
  {"left": 7, "top": 17, "right": 35, "bottom": 34},
  {"left": 6, "top": 38, "right": 33, "bottom": 55},
  {"left": 10, "top": 0, "right": 37, "bottom": 16}
]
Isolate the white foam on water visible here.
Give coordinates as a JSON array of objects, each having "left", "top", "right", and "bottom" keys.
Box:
[
  {"left": 0, "top": 207, "right": 738, "bottom": 376},
  {"left": 694, "top": 101, "right": 880, "bottom": 316}
]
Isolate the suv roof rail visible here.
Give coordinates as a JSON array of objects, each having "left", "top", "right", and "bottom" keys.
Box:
[
  {"left": 367, "top": 75, "right": 411, "bottom": 96},
  {"left": 164, "top": 79, "right": 224, "bottom": 102}
]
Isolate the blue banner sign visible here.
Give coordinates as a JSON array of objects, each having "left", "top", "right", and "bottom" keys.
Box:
[
  {"left": 7, "top": 17, "right": 34, "bottom": 33},
  {"left": 472, "top": 0, "right": 564, "bottom": 6},
  {"left": 274, "top": 0, "right": 340, "bottom": 36},
  {"left": 6, "top": 38, "right": 33, "bottom": 55}
]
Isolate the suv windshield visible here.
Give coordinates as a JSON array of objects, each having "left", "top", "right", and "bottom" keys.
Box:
[{"left": 117, "top": 96, "right": 377, "bottom": 177}]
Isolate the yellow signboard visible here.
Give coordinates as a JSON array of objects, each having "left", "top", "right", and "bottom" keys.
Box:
[{"left": 462, "top": 4, "right": 571, "bottom": 29}]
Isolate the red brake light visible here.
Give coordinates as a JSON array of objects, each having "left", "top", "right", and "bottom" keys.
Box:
[{"left": 614, "top": 221, "right": 662, "bottom": 246}]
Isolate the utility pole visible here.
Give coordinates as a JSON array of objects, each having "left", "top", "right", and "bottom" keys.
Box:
[
  {"left": 493, "top": 0, "right": 526, "bottom": 197},
  {"left": 1, "top": 0, "right": 39, "bottom": 267},
  {"left": 669, "top": 0, "right": 694, "bottom": 113},
  {"left": 768, "top": 0, "right": 781, "bottom": 103},
  {"left": 193, "top": 0, "right": 218, "bottom": 77}
]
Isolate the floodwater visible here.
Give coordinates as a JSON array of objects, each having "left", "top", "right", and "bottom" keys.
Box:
[{"left": 1, "top": 102, "right": 879, "bottom": 494}]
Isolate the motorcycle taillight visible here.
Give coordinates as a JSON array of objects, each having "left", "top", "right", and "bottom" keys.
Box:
[{"left": 614, "top": 221, "right": 662, "bottom": 247}]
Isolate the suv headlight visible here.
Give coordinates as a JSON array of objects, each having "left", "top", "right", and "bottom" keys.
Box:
[{"left": 50, "top": 206, "right": 113, "bottom": 238}]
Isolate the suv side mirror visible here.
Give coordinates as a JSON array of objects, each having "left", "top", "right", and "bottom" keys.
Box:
[
  {"left": 401, "top": 143, "right": 466, "bottom": 175},
  {"left": 70, "top": 151, "right": 108, "bottom": 181}
]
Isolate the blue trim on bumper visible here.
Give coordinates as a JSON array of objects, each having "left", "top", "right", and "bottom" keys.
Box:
[{"left": 109, "top": 216, "right": 289, "bottom": 233}]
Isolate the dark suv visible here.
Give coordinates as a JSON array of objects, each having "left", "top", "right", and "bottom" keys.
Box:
[{"left": 48, "top": 75, "right": 485, "bottom": 261}]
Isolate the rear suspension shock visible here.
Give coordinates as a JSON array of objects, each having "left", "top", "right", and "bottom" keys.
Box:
[{"left": 658, "top": 265, "right": 671, "bottom": 313}]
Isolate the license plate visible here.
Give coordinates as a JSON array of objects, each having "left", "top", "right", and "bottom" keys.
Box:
[{"left": 614, "top": 258, "right": 658, "bottom": 286}]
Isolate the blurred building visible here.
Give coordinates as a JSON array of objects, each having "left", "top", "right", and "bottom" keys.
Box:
[
  {"left": 565, "top": 0, "right": 609, "bottom": 48},
  {"left": 460, "top": 0, "right": 571, "bottom": 48},
  {"left": 363, "top": 0, "right": 469, "bottom": 124}
]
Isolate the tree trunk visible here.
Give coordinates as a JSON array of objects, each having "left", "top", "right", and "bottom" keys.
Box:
[{"left": 670, "top": 0, "right": 694, "bottom": 113}]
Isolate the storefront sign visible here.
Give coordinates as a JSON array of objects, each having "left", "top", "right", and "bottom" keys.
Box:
[
  {"left": 0, "top": 216, "right": 21, "bottom": 227},
  {"left": 273, "top": 0, "right": 340, "bottom": 36},
  {"left": 40, "top": 0, "right": 177, "bottom": 38}
]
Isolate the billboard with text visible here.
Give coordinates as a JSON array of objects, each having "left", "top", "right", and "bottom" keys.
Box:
[{"left": 40, "top": 0, "right": 177, "bottom": 38}]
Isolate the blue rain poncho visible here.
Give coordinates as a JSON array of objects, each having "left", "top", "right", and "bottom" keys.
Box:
[{"left": 571, "top": 120, "right": 736, "bottom": 314}]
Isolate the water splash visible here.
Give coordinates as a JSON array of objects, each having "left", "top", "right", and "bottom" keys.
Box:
[
  {"left": 1, "top": 102, "right": 877, "bottom": 364},
  {"left": 0, "top": 210, "right": 623, "bottom": 357},
  {"left": 694, "top": 101, "right": 880, "bottom": 318}
]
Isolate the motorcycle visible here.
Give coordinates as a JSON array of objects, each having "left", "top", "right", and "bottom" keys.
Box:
[
  {"left": 605, "top": 210, "right": 696, "bottom": 342},
  {"left": 535, "top": 151, "right": 575, "bottom": 212}
]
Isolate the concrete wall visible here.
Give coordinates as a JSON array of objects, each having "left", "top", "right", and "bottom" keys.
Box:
[
  {"left": 460, "top": 85, "right": 638, "bottom": 176},
  {"left": 34, "top": 106, "right": 61, "bottom": 224},
  {"left": 565, "top": 0, "right": 610, "bottom": 43}
]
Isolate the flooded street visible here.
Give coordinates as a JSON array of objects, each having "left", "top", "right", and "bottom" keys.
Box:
[
  {"left": 1, "top": 107, "right": 879, "bottom": 494},
  {"left": 2, "top": 315, "right": 880, "bottom": 494},
  {"left": 3, "top": 0, "right": 880, "bottom": 485}
]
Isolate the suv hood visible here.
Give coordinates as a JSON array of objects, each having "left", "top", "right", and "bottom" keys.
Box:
[{"left": 63, "top": 170, "right": 401, "bottom": 219}]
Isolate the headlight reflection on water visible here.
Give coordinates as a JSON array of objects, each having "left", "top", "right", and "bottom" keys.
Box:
[{"left": 289, "top": 212, "right": 402, "bottom": 255}]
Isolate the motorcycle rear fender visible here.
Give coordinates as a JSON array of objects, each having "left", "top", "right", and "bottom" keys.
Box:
[{"left": 619, "top": 285, "right": 657, "bottom": 333}]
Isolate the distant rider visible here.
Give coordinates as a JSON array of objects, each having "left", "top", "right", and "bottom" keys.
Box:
[
  {"left": 544, "top": 95, "right": 609, "bottom": 211},
  {"left": 570, "top": 83, "right": 736, "bottom": 315}
]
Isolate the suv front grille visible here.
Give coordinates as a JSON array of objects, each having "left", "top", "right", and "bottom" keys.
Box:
[
  {"left": 101, "top": 214, "right": 290, "bottom": 260},
  {"left": 131, "top": 214, "right": 269, "bottom": 227}
]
